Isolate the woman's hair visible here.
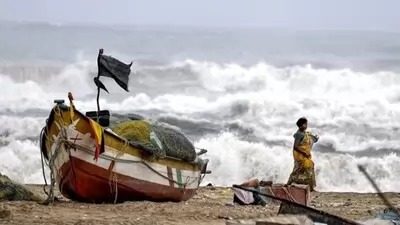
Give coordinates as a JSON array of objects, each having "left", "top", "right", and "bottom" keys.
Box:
[{"left": 296, "top": 117, "right": 308, "bottom": 127}]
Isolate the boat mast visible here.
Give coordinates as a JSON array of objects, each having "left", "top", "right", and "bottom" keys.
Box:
[{"left": 96, "top": 48, "right": 104, "bottom": 122}]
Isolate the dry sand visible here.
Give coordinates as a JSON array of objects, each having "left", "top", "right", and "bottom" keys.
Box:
[{"left": 0, "top": 184, "right": 399, "bottom": 225}]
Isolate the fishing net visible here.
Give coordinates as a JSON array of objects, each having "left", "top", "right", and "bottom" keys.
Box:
[
  {"left": 0, "top": 173, "right": 42, "bottom": 201},
  {"left": 109, "top": 113, "right": 145, "bottom": 125},
  {"left": 111, "top": 120, "right": 197, "bottom": 162}
]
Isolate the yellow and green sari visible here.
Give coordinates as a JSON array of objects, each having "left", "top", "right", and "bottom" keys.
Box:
[{"left": 287, "top": 130, "right": 316, "bottom": 191}]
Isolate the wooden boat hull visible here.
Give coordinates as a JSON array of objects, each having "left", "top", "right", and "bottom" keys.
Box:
[
  {"left": 59, "top": 154, "right": 197, "bottom": 203},
  {"left": 40, "top": 103, "right": 206, "bottom": 203}
]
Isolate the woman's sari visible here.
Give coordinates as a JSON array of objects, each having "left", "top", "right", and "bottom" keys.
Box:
[{"left": 287, "top": 131, "right": 316, "bottom": 191}]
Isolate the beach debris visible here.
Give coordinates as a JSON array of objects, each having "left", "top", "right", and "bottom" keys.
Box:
[
  {"left": 0, "top": 173, "right": 42, "bottom": 202},
  {"left": 375, "top": 208, "right": 400, "bottom": 225},
  {"left": 226, "top": 219, "right": 255, "bottom": 225},
  {"left": 255, "top": 215, "right": 314, "bottom": 225},
  {"left": 232, "top": 179, "right": 310, "bottom": 207},
  {"left": 232, "top": 185, "right": 361, "bottom": 225},
  {"left": 358, "top": 165, "right": 400, "bottom": 224},
  {"left": 361, "top": 218, "right": 395, "bottom": 225},
  {"left": 225, "top": 215, "right": 314, "bottom": 225},
  {"left": 230, "top": 164, "right": 400, "bottom": 225},
  {"left": 358, "top": 165, "right": 400, "bottom": 219},
  {"left": 278, "top": 202, "right": 360, "bottom": 225}
]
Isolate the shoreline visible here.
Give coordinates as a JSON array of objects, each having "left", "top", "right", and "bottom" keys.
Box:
[
  {"left": 23, "top": 183, "right": 400, "bottom": 194},
  {"left": 0, "top": 184, "right": 398, "bottom": 224}
]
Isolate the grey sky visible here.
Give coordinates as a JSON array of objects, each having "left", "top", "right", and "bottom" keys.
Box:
[{"left": 0, "top": 0, "right": 399, "bottom": 30}]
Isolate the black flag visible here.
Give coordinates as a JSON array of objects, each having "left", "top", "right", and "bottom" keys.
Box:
[{"left": 97, "top": 49, "right": 132, "bottom": 92}]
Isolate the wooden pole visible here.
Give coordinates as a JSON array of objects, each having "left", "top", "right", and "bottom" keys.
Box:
[{"left": 96, "top": 48, "right": 104, "bottom": 122}]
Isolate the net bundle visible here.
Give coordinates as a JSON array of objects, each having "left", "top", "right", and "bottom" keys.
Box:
[
  {"left": 111, "top": 119, "right": 197, "bottom": 162},
  {"left": 0, "top": 173, "right": 42, "bottom": 201}
]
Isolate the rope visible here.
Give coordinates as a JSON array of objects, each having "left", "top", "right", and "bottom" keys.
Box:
[
  {"left": 113, "top": 173, "right": 118, "bottom": 203},
  {"left": 107, "top": 160, "right": 119, "bottom": 203},
  {"left": 39, "top": 106, "right": 72, "bottom": 205},
  {"left": 39, "top": 125, "right": 49, "bottom": 197},
  {"left": 39, "top": 134, "right": 66, "bottom": 205}
]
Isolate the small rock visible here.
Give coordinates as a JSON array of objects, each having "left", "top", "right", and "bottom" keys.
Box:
[{"left": 206, "top": 183, "right": 216, "bottom": 190}]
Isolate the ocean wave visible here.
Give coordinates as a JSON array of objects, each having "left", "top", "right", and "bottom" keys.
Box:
[{"left": 1, "top": 59, "right": 400, "bottom": 192}]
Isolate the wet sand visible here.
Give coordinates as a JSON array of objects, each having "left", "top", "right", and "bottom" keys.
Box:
[{"left": 0, "top": 184, "right": 399, "bottom": 225}]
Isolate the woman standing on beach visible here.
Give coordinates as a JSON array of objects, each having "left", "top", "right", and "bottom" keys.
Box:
[{"left": 287, "top": 117, "right": 319, "bottom": 191}]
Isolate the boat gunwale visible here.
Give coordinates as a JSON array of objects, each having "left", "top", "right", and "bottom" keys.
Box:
[{"left": 41, "top": 103, "right": 203, "bottom": 171}]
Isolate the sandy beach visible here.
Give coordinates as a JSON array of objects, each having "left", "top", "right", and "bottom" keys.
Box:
[{"left": 0, "top": 184, "right": 399, "bottom": 225}]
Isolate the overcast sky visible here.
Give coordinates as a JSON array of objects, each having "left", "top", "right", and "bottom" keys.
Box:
[{"left": 1, "top": 0, "right": 399, "bottom": 30}]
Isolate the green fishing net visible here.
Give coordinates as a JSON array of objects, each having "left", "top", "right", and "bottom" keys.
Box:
[
  {"left": 0, "top": 173, "right": 42, "bottom": 201},
  {"left": 111, "top": 119, "right": 197, "bottom": 162}
]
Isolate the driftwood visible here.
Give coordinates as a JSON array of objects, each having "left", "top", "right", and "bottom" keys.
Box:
[{"left": 232, "top": 185, "right": 361, "bottom": 225}]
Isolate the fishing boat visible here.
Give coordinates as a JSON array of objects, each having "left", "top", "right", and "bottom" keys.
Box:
[{"left": 39, "top": 49, "right": 210, "bottom": 203}]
